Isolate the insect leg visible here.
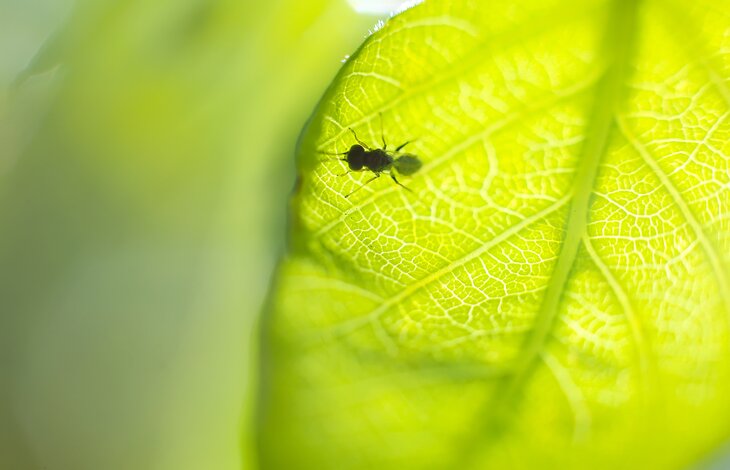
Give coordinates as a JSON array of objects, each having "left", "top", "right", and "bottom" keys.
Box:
[
  {"left": 390, "top": 173, "right": 412, "bottom": 192},
  {"left": 395, "top": 140, "right": 413, "bottom": 152},
  {"left": 348, "top": 128, "right": 370, "bottom": 149},
  {"left": 345, "top": 173, "right": 380, "bottom": 198}
]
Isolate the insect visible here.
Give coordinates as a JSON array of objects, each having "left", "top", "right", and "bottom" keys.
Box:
[{"left": 321, "top": 119, "right": 422, "bottom": 198}]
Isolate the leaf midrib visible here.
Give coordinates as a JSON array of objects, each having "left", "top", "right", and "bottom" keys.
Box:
[
  {"left": 506, "top": 0, "right": 640, "bottom": 396},
  {"left": 458, "top": 0, "right": 641, "bottom": 463}
]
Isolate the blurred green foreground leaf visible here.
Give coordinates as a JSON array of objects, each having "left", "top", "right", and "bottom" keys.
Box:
[
  {"left": 259, "top": 0, "right": 730, "bottom": 468},
  {"left": 0, "top": 1, "right": 377, "bottom": 469}
]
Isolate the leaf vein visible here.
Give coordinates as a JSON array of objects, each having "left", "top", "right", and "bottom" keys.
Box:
[
  {"left": 582, "top": 235, "right": 655, "bottom": 403},
  {"left": 616, "top": 117, "right": 730, "bottom": 321},
  {"left": 315, "top": 4, "right": 600, "bottom": 150},
  {"left": 323, "top": 195, "right": 571, "bottom": 339},
  {"left": 313, "top": 81, "right": 595, "bottom": 238}
]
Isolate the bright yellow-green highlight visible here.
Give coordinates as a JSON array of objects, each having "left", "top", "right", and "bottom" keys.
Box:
[{"left": 260, "top": 0, "right": 730, "bottom": 468}]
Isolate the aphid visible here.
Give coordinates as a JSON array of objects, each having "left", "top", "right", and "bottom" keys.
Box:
[{"left": 321, "top": 118, "right": 422, "bottom": 198}]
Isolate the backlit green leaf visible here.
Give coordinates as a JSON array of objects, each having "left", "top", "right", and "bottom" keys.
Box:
[{"left": 258, "top": 0, "right": 730, "bottom": 468}]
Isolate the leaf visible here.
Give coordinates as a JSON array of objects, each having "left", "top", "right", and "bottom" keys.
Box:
[{"left": 258, "top": 0, "right": 730, "bottom": 468}]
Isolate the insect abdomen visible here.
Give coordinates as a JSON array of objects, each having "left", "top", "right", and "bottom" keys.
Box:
[{"left": 393, "top": 155, "right": 422, "bottom": 176}]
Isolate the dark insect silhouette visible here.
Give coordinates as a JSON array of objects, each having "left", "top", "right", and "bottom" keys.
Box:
[{"left": 321, "top": 119, "right": 422, "bottom": 198}]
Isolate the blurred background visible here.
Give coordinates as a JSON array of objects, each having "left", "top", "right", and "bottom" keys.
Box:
[{"left": 0, "top": 1, "right": 407, "bottom": 469}]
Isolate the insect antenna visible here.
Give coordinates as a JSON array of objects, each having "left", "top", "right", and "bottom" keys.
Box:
[
  {"left": 379, "top": 112, "right": 387, "bottom": 149},
  {"left": 317, "top": 148, "right": 348, "bottom": 156},
  {"left": 317, "top": 148, "right": 349, "bottom": 166},
  {"left": 318, "top": 157, "right": 348, "bottom": 167}
]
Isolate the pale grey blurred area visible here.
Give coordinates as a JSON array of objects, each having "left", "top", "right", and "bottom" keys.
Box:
[
  {"left": 697, "top": 443, "right": 730, "bottom": 470},
  {"left": 0, "top": 0, "right": 70, "bottom": 86},
  {"left": 0, "top": 0, "right": 380, "bottom": 469}
]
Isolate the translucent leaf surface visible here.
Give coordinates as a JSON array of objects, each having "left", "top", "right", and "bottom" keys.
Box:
[{"left": 259, "top": 0, "right": 730, "bottom": 468}]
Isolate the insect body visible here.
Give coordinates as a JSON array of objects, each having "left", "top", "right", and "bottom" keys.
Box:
[{"left": 329, "top": 128, "right": 422, "bottom": 198}]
